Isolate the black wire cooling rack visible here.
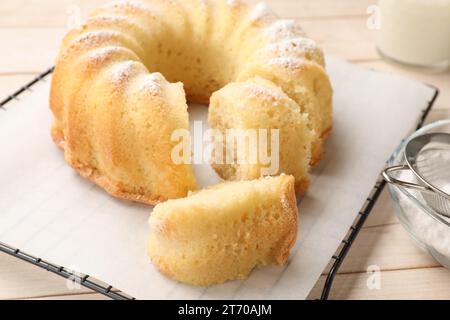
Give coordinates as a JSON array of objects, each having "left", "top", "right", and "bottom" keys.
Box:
[{"left": 0, "top": 68, "right": 439, "bottom": 300}]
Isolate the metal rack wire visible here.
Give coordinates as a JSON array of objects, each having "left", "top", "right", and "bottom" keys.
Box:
[
  {"left": 0, "top": 242, "right": 134, "bottom": 300},
  {"left": 0, "top": 68, "right": 439, "bottom": 300},
  {"left": 320, "top": 85, "right": 438, "bottom": 299}
]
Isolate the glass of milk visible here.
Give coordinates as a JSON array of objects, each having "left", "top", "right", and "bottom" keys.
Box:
[{"left": 376, "top": 0, "right": 450, "bottom": 71}]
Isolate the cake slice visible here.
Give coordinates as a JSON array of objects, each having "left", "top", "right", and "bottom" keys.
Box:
[
  {"left": 209, "top": 77, "right": 314, "bottom": 194},
  {"left": 148, "top": 174, "right": 298, "bottom": 286}
]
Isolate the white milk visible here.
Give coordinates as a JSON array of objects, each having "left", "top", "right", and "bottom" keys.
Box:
[{"left": 376, "top": 0, "right": 450, "bottom": 70}]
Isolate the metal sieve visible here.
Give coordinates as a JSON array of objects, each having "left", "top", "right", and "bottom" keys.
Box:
[{"left": 383, "top": 133, "right": 450, "bottom": 218}]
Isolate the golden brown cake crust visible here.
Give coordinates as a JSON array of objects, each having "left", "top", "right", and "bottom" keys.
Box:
[
  {"left": 51, "top": 125, "right": 166, "bottom": 205},
  {"left": 310, "top": 126, "right": 332, "bottom": 166},
  {"left": 274, "top": 175, "right": 298, "bottom": 265}
]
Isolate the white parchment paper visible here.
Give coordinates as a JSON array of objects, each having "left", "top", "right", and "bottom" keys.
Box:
[{"left": 0, "top": 57, "right": 437, "bottom": 299}]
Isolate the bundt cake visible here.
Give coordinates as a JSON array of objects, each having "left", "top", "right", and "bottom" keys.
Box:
[
  {"left": 148, "top": 174, "right": 298, "bottom": 286},
  {"left": 209, "top": 76, "right": 314, "bottom": 194},
  {"left": 50, "top": 0, "right": 332, "bottom": 203}
]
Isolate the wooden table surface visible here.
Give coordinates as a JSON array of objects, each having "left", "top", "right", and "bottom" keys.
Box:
[{"left": 1, "top": 0, "right": 449, "bottom": 300}]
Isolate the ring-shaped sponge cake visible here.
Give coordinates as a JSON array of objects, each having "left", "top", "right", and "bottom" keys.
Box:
[{"left": 50, "top": 0, "right": 332, "bottom": 204}]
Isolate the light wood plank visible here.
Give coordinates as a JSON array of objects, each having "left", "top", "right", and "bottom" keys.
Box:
[
  {"left": 425, "top": 109, "right": 450, "bottom": 122},
  {"left": 0, "top": 0, "right": 380, "bottom": 74},
  {"left": 0, "top": 0, "right": 109, "bottom": 28},
  {"left": 358, "top": 61, "right": 450, "bottom": 110},
  {"left": 337, "top": 224, "right": 440, "bottom": 275},
  {"left": 26, "top": 293, "right": 110, "bottom": 300},
  {"left": 261, "top": 0, "right": 374, "bottom": 19},
  {"left": 319, "top": 219, "right": 441, "bottom": 278},
  {"left": 0, "top": 28, "right": 65, "bottom": 73},
  {"left": 304, "top": 18, "right": 378, "bottom": 61},
  {"left": 0, "top": 17, "right": 377, "bottom": 74},
  {"left": 0, "top": 0, "right": 374, "bottom": 28},
  {"left": 0, "top": 252, "right": 95, "bottom": 300},
  {"left": 309, "top": 267, "right": 450, "bottom": 300},
  {"left": 0, "top": 0, "right": 448, "bottom": 301}
]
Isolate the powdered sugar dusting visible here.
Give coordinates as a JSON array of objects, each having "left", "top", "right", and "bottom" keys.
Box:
[
  {"left": 84, "top": 46, "right": 127, "bottom": 65},
  {"left": 198, "top": 0, "right": 208, "bottom": 10},
  {"left": 263, "top": 37, "right": 318, "bottom": 56},
  {"left": 227, "top": 0, "right": 239, "bottom": 7},
  {"left": 397, "top": 169, "right": 450, "bottom": 258},
  {"left": 250, "top": 2, "right": 271, "bottom": 21},
  {"left": 87, "top": 13, "right": 141, "bottom": 28},
  {"left": 280, "top": 194, "right": 290, "bottom": 212},
  {"left": 109, "top": 68, "right": 162, "bottom": 95},
  {"left": 148, "top": 72, "right": 164, "bottom": 83},
  {"left": 110, "top": 0, "right": 154, "bottom": 12},
  {"left": 265, "top": 19, "right": 306, "bottom": 40},
  {"left": 110, "top": 60, "right": 140, "bottom": 86},
  {"left": 268, "top": 56, "right": 303, "bottom": 69},
  {"left": 244, "top": 83, "right": 284, "bottom": 107},
  {"left": 142, "top": 81, "right": 162, "bottom": 94},
  {"left": 141, "top": 74, "right": 162, "bottom": 94},
  {"left": 72, "top": 30, "right": 123, "bottom": 47},
  {"left": 87, "top": 46, "right": 121, "bottom": 60}
]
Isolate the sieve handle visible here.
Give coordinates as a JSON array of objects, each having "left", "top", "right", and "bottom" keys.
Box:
[{"left": 383, "top": 165, "right": 433, "bottom": 193}]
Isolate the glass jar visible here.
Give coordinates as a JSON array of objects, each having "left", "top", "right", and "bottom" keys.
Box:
[{"left": 376, "top": 0, "right": 450, "bottom": 71}]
